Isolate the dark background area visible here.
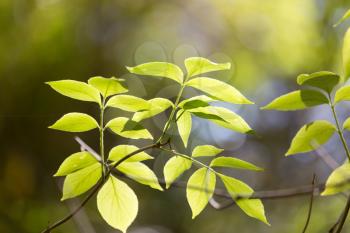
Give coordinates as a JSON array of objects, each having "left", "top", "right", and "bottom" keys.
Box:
[{"left": 1, "top": 0, "right": 350, "bottom": 232}]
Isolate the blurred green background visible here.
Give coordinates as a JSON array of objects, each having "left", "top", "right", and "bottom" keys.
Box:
[{"left": 1, "top": 0, "right": 350, "bottom": 232}]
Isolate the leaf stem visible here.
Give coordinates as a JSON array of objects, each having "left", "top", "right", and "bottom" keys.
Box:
[{"left": 100, "top": 99, "right": 106, "bottom": 178}]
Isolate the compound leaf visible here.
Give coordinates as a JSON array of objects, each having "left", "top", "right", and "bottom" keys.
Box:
[
  {"left": 210, "top": 157, "right": 263, "bottom": 171},
  {"left": 186, "top": 77, "right": 253, "bottom": 104},
  {"left": 164, "top": 156, "right": 192, "bottom": 189},
  {"left": 46, "top": 80, "right": 101, "bottom": 105},
  {"left": 192, "top": 145, "right": 223, "bottom": 158},
  {"left": 54, "top": 151, "right": 98, "bottom": 176},
  {"left": 185, "top": 57, "right": 230, "bottom": 77},
  {"left": 97, "top": 176, "right": 138, "bottom": 233},
  {"left": 297, "top": 71, "right": 340, "bottom": 93},
  {"left": 261, "top": 90, "right": 328, "bottom": 111},
  {"left": 132, "top": 98, "right": 173, "bottom": 122},
  {"left": 178, "top": 95, "right": 215, "bottom": 110},
  {"left": 88, "top": 76, "right": 127, "bottom": 97},
  {"left": 106, "top": 95, "right": 150, "bottom": 112},
  {"left": 186, "top": 168, "right": 216, "bottom": 219},
  {"left": 286, "top": 120, "right": 336, "bottom": 156},
  {"left": 106, "top": 117, "right": 153, "bottom": 139},
  {"left": 49, "top": 113, "right": 99, "bottom": 132}
]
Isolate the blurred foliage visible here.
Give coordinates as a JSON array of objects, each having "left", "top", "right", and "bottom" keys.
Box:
[{"left": 1, "top": 0, "right": 350, "bottom": 232}]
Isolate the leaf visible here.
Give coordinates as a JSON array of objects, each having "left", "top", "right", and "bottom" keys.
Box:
[
  {"left": 186, "top": 77, "right": 253, "bottom": 104},
  {"left": 335, "top": 86, "right": 350, "bottom": 104},
  {"left": 88, "top": 76, "right": 127, "bottom": 98},
  {"left": 296, "top": 71, "right": 340, "bottom": 93},
  {"left": 46, "top": 80, "right": 101, "bottom": 105},
  {"left": 334, "top": 9, "right": 350, "bottom": 27},
  {"left": 261, "top": 90, "right": 328, "bottom": 111},
  {"left": 286, "top": 120, "right": 336, "bottom": 156},
  {"left": 106, "top": 95, "right": 150, "bottom": 112},
  {"left": 127, "top": 62, "right": 183, "bottom": 84},
  {"left": 186, "top": 168, "right": 216, "bottom": 219},
  {"left": 178, "top": 95, "right": 215, "bottom": 110},
  {"left": 210, "top": 157, "right": 263, "bottom": 171},
  {"left": 343, "top": 117, "right": 350, "bottom": 131},
  {"left": 343, "top": 28, "right": 350, "bottom": 81},
  {"left": 54, "top": 152, "right": 97, "bottom": 176},
  {"left": 192, "top": 145, "right": 223, "bottom": 157},
  {"left": 219, "top": 174, "right": 268, "bottom": 224},
  {"left": 97, "top": 176, "right": 138, "bottom": 233},
  {"left": 49, "top": 113, "right": 99, "bottom": 132},
  {"left": 189, "top": 106, "right": 253, "bottom": 134},
  {"left": 117, "top": 162, "right": 163, "bottom": 191},
  {"left": 132, "top": 98, "right": 173, "bottom": 122},
  {"left": 164, "top": 156, "right": 192, "bottom": 189},
  {"left": 176, "top": 110, "right": 192, "bottom": 147},
  {"left": 322, "top": 163, "right": 350, "bottom": 196},
  {"left": 185, "top": 57, "right": 230, "bottom": 77},
  {"left": 61, "top": 163, "right": 101, "bottom": 200},
  {"left": 109, "top": 145, "right": 153, "bottom": 163},
  {"left": 106, "top": 117, "right": 153, "bottom": 139}
]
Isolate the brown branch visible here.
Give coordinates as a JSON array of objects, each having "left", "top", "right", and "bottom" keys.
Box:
[
  {"left": 301, "top": 174, "right": 316, "bottom": 233},
  {"left": 330, "top": 195, "right": 350, "bottom": 233}
]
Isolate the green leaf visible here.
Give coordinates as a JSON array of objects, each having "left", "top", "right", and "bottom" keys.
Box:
[
  {"left": 178, "top": 95, "right": 215, "bottom": 110},
  {"left": 185, "top": 57, "right": 230, "bottom": 77},
  {"left": 192, "top": 145, "right": 223, "bottom": 157},
  {"left": 164, "top": 156, "right": 192, "bottom": 189},
  {"left": 106, "top": 117, "right": 153, "bottom": 139},
  {"left": 261, "top": 90, "right": 328, "bottom": 111},
  {"left": 343, "top": 117, "right": 350, "bottom": 131},
  {"left": 335, "top": 86, "right": 350, "bottom": 104},
  {"left": 210, "top": 157, "right": 263, "bottom": 171},
  {"left": 132, "top": 98, "right": 173, "bottom": 122},
  {"left": 334, "top": 9, "right": 350, "bottom": 27},
  {"left": 343, "top": 28, "right": 350, "bottom": 81},
  {"left": 106, "top": 95, "right": 150, "bottom": 112},
  {"left": 176, "top": 110, "right": 192, "bottom": 147},
  {"left": 296, "top": 71, "right": 340, "bottom": 93},
  {"left": 189, "top": 106, "right": 253, "bottom": 134},
  {"left": 186, "top": 168, "right": 216, "bottom": 219},
  {"left": 322, "top": 162, "right": 350, "bottom": 196},
  {"left": 49, "top": 113, "right": 99, "bottom": 132},
  {"left": 286, "top": 120, "right": 336, "bottom": 156},
  {"left": 117, "top": 162, "right": 163, "bottom": 191},
  {"left": 219, "top": 174, "right": 268, "bottom": 224},
  {"left": 46, "top": 80, "right": 101, "bottom": 105},
  {"left": 109, "top": 145, "right": 153, "bottom": 163},
  {"left": 127, "top": 62, "right": 183, "bottom": 84},
  {"left": 54, "top": 152, "right": 97, "bottom": 176},
  {"left": 97, "top": 176, "right": 138, "bottom": 233},
  {"left": 88, "top": 76, "right": 127, "bottom": 98},
  {"left": 186, "top": 77, "right": 253, "bottom": 104},
  {"left": 61, "top": 163, "right": 101, "bottom": 200}
]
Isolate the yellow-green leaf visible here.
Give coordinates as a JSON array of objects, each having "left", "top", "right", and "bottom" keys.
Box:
[
  {"left": 88, "top": 76, "right": 127, "bottom": 97},
  {"left": 117, "top": 162, "right": 163, "bottom": 191},
  {"left": 343, "top": 117, "right": 350, "bottom": 131},
  {"left": 164, "top": 156, "right": 192, "bottom": 189},
  {"left": 286, "top": 120, "right": 336, "bottom": 156},
  {"left": 186, "top": 168, "right": 216, "bottom": 219},
  {"left": 54, "top": 152, "right": 98, "bottom": 176},
  {"left": 127, "top": 62, "right": 183, "bottom": 84},
  {"left": 343, "top": 28, "right": 350, "bottom": 81},
  {"left": 97, "top": 176, "right": 138, "bottom": 233},
  {"left": 176, "top": 110, "right": 192, "bottom": 147},
  {"left": 335, "top": 86, "right": 350, "bottom": 104},
  {"left": 322, "top": 162, "right": 350, "bottom": 196},
  {"left": 296, "top": 71, "right": 340, "bottom": 93},
  {"left": 108, "top": 145, "right": 153, "bottom": 163},
  {"left": 46, "top": 80, "right": 101, "bottom": 105},
  {"left": 219, "top": 174, "right": 268, "bottom": 224},
  {"left": 185, "top": 57, "right": 230, "bottom": 77},
  {"left": 186, "top": 77, "right": 253, "bottom": 104},
  {"left": 178, "top": 95, "right": 215, "bottom": 110},
  {"left": 132, "top": 98, "right": 173, "bottom": 122},
  {"left": 261, "top": 90, "right": 328, "bottom": 111},
  {"left": 210, "top": 157, "right": 263, "bottom": 171},
  {"left": 106, "top": 117, "right": 153, "bottom": 139},
  {"left": 61, "top": 163, "right": 101, "bottom": 200},
  {"left": 49, "top": 113, "right": 99, "bottom": 132},
  {"left": 334, "top": 9, "right": 350, "bottom": 27},
  {"left": 192, "top": 145, "right": 223, "bottom": 157},
  {"left": 106, "top": 95, "right": 150, "bottom": 112}
]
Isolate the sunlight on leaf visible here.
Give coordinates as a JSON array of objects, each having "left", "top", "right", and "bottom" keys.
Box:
[
  {"left": 132, "top": 98, "right": 173, "bottom": 121},
  {"left": 322, "top": 162, "right": 350, "bottom": 196},
  {"left": 296, "top": 71, "right": 340, "bottom": 93},
  {"left": 106, "top": 95, "right": 150, "bottom": 112},
  {"left": 192, "top": 145, "right": 223, "bottom": 157},
  {"left": 108, "top": 145, "right": 153, "bottom": 163},
  {"left": 335, "top": 86, "right": 350, "bottom": 104},
  {"left": 49, "top": 112, "right": 99, "bottom": 132},
  {"left": 176, "top": 110, "right": 192, "bottom": 147},
  {"left": 106, "top": 117, "right": 153, "bottom": 139},
  {"left": 54, "top": 151, "right": 97, "bottom": 176},
  {"left": 185, "top": 57, "right": 230, "bottom": 77},
  {"left": 210, "top": 157, "right": 263, "bottom": 171},
  {"left": 164, "top": 156, "right": 192, "bottom": 189},
  {"left": 88, "top": 76, "right": 127, "bottom": 98},
  {"left": 343, "top": 28, "right": 350, "bottom": 81}
]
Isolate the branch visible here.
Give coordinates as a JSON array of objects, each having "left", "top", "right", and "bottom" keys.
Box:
[
  {"left": 330, "top": 195, "right": 350, "bottom": 233},
  {"left": 301, "top": 174, "right": 316, "bottom": 233}
]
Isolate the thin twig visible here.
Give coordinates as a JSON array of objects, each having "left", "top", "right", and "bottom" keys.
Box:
[
  {"left": 330, "top": 195, "right": 350, "bottom": 233},
  {"left": 301, "top": 174, "right": 316, "bottom": 233}
]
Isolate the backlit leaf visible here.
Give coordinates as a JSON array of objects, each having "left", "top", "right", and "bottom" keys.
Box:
[
  {"left": 343, "top": 28, "right": 350, "bottom": 81},
  {"left": 164, "top": 156, "right": 192, "bottom": 189},
  {"left": 286, "top": 120, "right": 336, "bottom": 156},
  {"left": 185, "top": 57, "right": 230, "bottom": 77},
  {"left": 176, "top": 110, "right": 192, "bottom": 147},
  {"left": 54, "top": 152, "right": 97, "bottom": 176},
  {"left": 296, "top": 71, "right": 340, "bottom": 93},
  {"left": 106, "top": 95, "right": 150, "bottom": 112},
  {"left": 132, "top": 98, "right": 173, "bottom": 122},
  {"left": 106, "top": 117, "right": 153, "bottom": 139},
  {"left": 97, "top": 176, "right": 138, "bottom": 233},
  {"left": 88, "top": 76, "right": 127, "bottom": 97},
  {"left": 322, "top": 162, "right": 350, "bottom": 196},
  {"left": 335, "top": 86, "right": 350, "bottom": 104},
  {"left": 109, "top": 145, "right": 153, "bottom": 163},
  {"left": 192, "top": 145, "right": 223, "bottom": 157},
  {"left": 186, "top": 168, "right": 216, "bottom": 219},
  {"left": 210, "top": 157, "right": 263, "bottom": 171},
  {"left": 49, "top": 113, "right": 99, "bottom": 132},
  {"left": 343, "top": 117, "right": 350, "bottom": 131},
  {"left": 178, "top": 95, "right": 215, "bottom": 110}
]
